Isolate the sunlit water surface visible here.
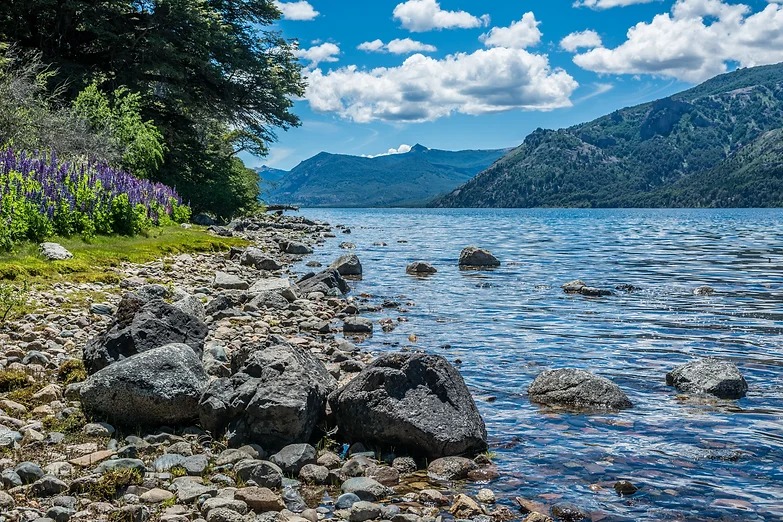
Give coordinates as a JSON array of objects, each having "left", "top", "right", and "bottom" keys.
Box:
[{"left": 292, "top": 208, "right": 783, "bottom": 522}]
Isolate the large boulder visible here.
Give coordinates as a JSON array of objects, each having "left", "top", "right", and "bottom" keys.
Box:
[
  {"left": 528, "top": 369, "right": 632, "bottom": 410},
  {"left": 83, "top": 298, "right": 208, "bottom": 374},
  {"left": 458, "top": 247, "right": 500, "bottom": 268},
  {"left": 283, "top": 241, "right": 313, "bottom": 255},
  {"left": 298, "top": 269, "right": 349, "bottom": 295},
  {"left": 249, "top": 278, "right": 299, "bottom": 302},
  {"left": 80, "top": 343, "right": 207, "bottom": 427},
  {"left": 199, "top": 344, "right": 337, "bottom": 451},
  {"left": 666, "top": 358, "right": 748, "bottom": 399},
  {"left": 329, "top": 254, "right": 362, "bottom": 277},
  {"left": 329, "top": 353, "right": 487, "bottom": 458}
]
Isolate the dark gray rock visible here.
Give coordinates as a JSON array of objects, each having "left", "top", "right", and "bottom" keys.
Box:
[
  {"left": 406, "top": 262, "right": 437, "bottom": 275},
  {"left": 173, "top": 295, "right": 206, "bottom": 322},
  {"left": 233, "top": 460, "right": 283, "bottom": 489},
  {"left": 270, "top": 444, "right": 317, "bottom": 475},
  {"left": 40, "top": 242, "right": 73, "bottom": 260},
  {"left": 551, "top": 502, "right": 590, "bottom": 522},
  {"left": 80, "top": 343, "right": 207, "bottom": 427},
  {"left": 335, "top": 493, "right": 361, "bottom": 510},
  {"left": 528, "top": 369, "right": 632, "bottom": 410},
  {"left": 666, "top": 358, "right": 748, "bottom": 399},
  {"left": 95, "top": 458, "right": 146, "bottom": 474},
  {"left": 283, "top": 241, "right": 313, "bottom": 255},
  {"left": 199, "top": 344, "right": 336, "bottom": 451},
  {"left": 241, "top": 248, "right": 282, "bottom": 271},
  {"left": 83, "top": 298, "right": 207, "bottom": 374},
  {"left": 30, "top": 475, "right": 68, "bottom": 497},
  {"left": 244, "top": 292, "right": 290, "bottom": 312},
  {"left": 343, "top": 317, "right": 373, "bottom": 334},
  {"left": 15, "top": 462, "right": 44, "bottom": 484},
  {"left": 458, "top": 247, "right": 499, "bottom": 268},
  {"left": 329, "top": 353, "right": 488, "bottom": 458},
  {"left": 329, "top": 254, "right": 362, "bottom": 277},
  {"left": 298, "top": 269, "right": 349, "bottom": 295},
  {"left": 341, "top": 477, "right": 392, "bottom": 502},
  {"left": 46, "top": 506, "right": 75, "bottom": 522}
]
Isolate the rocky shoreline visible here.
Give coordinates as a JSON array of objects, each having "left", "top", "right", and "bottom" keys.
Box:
[{"left": 0, "top": 215, "right": 514, "bottom": 522}]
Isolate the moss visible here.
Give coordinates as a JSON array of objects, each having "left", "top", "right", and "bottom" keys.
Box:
[
  {"left": 43, "top": 409, "right": 87, "bottom": 434},
  {"left": 0, "top": 369, "right": 28, "bottom": 392},
  {"left": 0, "top": 225, "right": 248, "bottom": 283},
  {"left": 6, "top": 381, "right": 45, "bottom": 407},
  {"left": 160, "top": 496, "right": 177, "bottom": 509},
  {"left": 89, "top": 468, "right": 143, "bottom": 501},
  {"left": 57, "top": 359, "right": 87, "bottom": 385},
  {"left": 169, "top": 465, "right": 187, "bottom": 478}
]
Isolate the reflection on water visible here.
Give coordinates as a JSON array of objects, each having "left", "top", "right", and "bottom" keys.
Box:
[{"left": 295, "top": 208, "right": 783, "bottom": 521}]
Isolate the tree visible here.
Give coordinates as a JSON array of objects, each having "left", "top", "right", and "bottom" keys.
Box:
[{"left": 0, "top": 0, "right": 304, "bottom": 216}]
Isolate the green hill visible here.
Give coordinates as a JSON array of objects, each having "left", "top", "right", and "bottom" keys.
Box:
[
  {"left": 261, "top": 144, "right": 507, "bottom": 207},
  {"left": 433, "top": 63, "right": 783, "bottom": 208}
]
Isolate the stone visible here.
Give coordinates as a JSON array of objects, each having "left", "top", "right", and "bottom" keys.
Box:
[
  {"left": 418, "top": 490, "right": 447, "bottom": 505},
  {"left": 30, "top": 475, "right": 68, "bottom": 497},
  {"left": 528, "top": 369, "right": 633, "bottom": 410},
  {"left": 83, "top": 298, "right": 208, "bottom": 374},
  {"left": 199, "top": 344, "right": 335, "bottom": 450},
  {"left": 249, "top": 278, "right": 299, "bottom": 302},
  {"left": 90, "top": 303, "right": 115, "bottom": 316},
  {"left": 449, "top": 494, "right": 482, "bottom": 519},
  {"left": 477, "top": 489, "right": 496, "bottom": 504},
  {"left": 141, "top": 488, "right": 176, "bottom": 503},
  {"left": 152, "top": 454, "right": 187, "bottom": 472},
  {"left": 391, "top": 457, "right": 416, "bottom": 474},
  {"left": 0, "top": 490, "right": 14, "bottom": 510},
  {"left": 80, "top": 343, "right": 207, "bottom": 427},
  {"left": 241, "top": 248, "right": 283, "bottom": 271},
  {"left": 349, "top": 501, "right": 382, "bottom": 522},
  {"left": 405, "top": 262, "right": 437, "bottom": 275},
  {"left": 524, "top": 514, "right": 553, "bottom": 522},
  {"left": 329, "top": 254, "right": 362, "bottom": 276},
  {"left": 341, "top": 477, "right": 392, "bottom": 502},
  {"left": 335, "top": 493, "right": 361, "bottom": 510},
  {"left": 330, "top": 353, "right": 488, "bottom": 458},
  {"left": 613, "top": 480, "right": 638, "bottom": 496},
  {"left": 206, "top": 508, "right": 245, "bottom": 522},
  {"left": 297, "top": 269, "right": 349, "bottom": 296},
  {"left": 233, "top": 460, "right": 283, "bottom": 489},
  {"left": 693, "top": 285, "right": 715, "bottom": 296},
  {"left": 69, "top": 449, "right": 116, "bottom": 467},
  {"left": 317, "top": 451, "right": 342, "bottom": 469},
  {"left": 427, "top": 457, "right": 477, "bottom": 481},
  {"left": 15, "top": 461, "right": 45, "bottom": 483},
  {"left": 173, "top": 295, "right": 206, "bottom": 322},
  {"left": 96, "top": 458, "right": 146, "bottom": 474},
  {"left": 343, "top": 317, "right": 373, "bottom": 334},
  {"left": 40, "top": 242, "right": 73, "bottom": 260},
  {"left": 283, "top": 241, "right": 313, "bottom": 255},
  {"left": 298, "top": 464, "right": 330, "bottom": 485},
  {"left": 201, "top": 497, "right": 248, "bottom": 515},
  {"left": 235, "top": 486, "right": 285, "bottom": 512},
  {"left": 364, "top": 465, "right": 399, "bottom": 486},
  {"left": 214, "top": 271, "right": 249, "bottom": 291},
  {"left": 46, "top": 506, "right": 76, "bottom": 522},
  {"left": 245, "top": 292, "right": 290, "bottom": 312},
  {"left": 83, "top": 422, "right": 115, "bottom": 437},
  {"left": 458, "top": 247, "right": 499, "bottom": 268},
  {"left": 666, "top": 358, "right": 748, "bottom": 399},
  {"left": 550, "top": 502, "right": 590, "bottom": 522},
  {"left": 561, "top": 280, "right": 587, "bottom": 293},
  {"left": 270, "top": 444, "right": 317, "bottom": 475},
  {"left": 176, "top": 480, "right": 217, "bottom": 503}
]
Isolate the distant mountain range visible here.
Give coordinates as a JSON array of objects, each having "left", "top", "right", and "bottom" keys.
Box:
[
  {"left": 433, "top": 62, "right": 783, "bottom": 208},
  {"left": 258, "top": 144, "right": 507, "bottom": 207}
]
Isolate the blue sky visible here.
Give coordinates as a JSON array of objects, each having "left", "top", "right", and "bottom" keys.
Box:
[{"left": 250, "top": 0, "right": 783, "bottom": 170}]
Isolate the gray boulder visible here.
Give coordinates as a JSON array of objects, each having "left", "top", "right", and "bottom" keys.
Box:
[
  {"left": 528, "top": 369, "right": 632, "bottom": 410},
  {"left": 329, "top": 254, "right": 362, "bottom": 277},
  {"left": 341, "top": 477, "right": 392, "bottom": 502},
  {"left": 40, "top": 242, "right": 73, "bottom": 261},
  {"left": 666, "top": 358, "right": 748, "bottom": 399},
  {"left": 80, "top": 343, "right": 207, "bottom": 427},
  {"left": 249, "top": 278, "right": 299, "bottom": 302},
  {"left": 233, "top": 460, "right": 283, "bottom": 489},
  {"left": 269, "top": 444, "right": 317, "bottom": 475},
  {"left": 406, "top": 261, "right": 437, "bottom": 275},
  {"left": 173, "top": 295, "right": 206, "bottom": 322},
  {"left": 83, "top": 298, "right": 208, "bottom": 374},
  {"left": 199, "top": 344, "right": 336, "bottom": 451},
  {"left": 329, "top": 353, "right": 487, "bottom": 458},
  {"left": 244, "top": 292, "right": 290, "bottom": 312},
  {"left": 298, "top": 269, "right": 349, "bottom": 295},
  {"left": 214, "top": 271, "right": 249, "bottom": 290},
  {"left": 241, "top": 248, "right": 282, "bottom": 271},
  {"left": 283, "top": 241, "right": 313, "bottom": 255},
  {"left": 343, "top": 317, "right": 373, "bottom": 334},
  {"left": 458, "top": 247, "right": 499, "bottom": 268}
]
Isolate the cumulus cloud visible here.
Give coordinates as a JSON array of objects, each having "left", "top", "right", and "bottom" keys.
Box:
[
  {"left": 393, "top": 0, "right": 490, "bottom": 32},
  {"left": 560, "top": 30, "right": 603, "bottom": 52},
  {"left": 358, "top": 38, "right": 437, "bottom": 54},
  {"left": 302, "top": 48, "right": 578, "bottom": 123},
  {"left": 480, "top": 13, "right": 542, "bottom": 49},
  {"left": 574, "top": 0, "right": 656, "bottom": 9},
  {"left": 363, "top": 144, "right": 413, "bottom": 158},
  {"left": 294, "top": 43, "right": 340, "bottom": 67},
  {"left": 274, "top": 1, "right": 319, "bottom": 21},
  {"left": 570, "top": 0, "right": 783, "bottom": 82}
]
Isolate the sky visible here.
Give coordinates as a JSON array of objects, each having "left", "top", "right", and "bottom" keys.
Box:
[{"left": 249, "top": 0, "right": 783, "bottom": 170}]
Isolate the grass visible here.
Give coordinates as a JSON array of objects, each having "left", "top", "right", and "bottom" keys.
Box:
[{"left": 0, "top": 225, "right": 248, "bottom": 283}]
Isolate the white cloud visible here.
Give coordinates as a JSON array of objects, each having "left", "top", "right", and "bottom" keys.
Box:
[
  {"left": 480, "top": 13, "right": 542, "bottom": 49},
  {"left": 393, "top": 0, "right": 490, "bottom": 32},
  {"left": 571, "top": 0, "right": 783, "bottom": 82},
  {"left": 574, "top": 0, "right": 656, "bottom": 9},
  {"left": 358, "top": 38, "right": 437, "bottom": 54},
  {"left": 560, "top": 30, "right": 603, "bottom": 52},
  {"left": 294, "top": 43, "right": 340, "bottom": 67},
  {"left": 274, "top": 1, "right": 319, "bottom": 21},
  {"left": 363, "top": 144, "right": 413, "bottom": 158},
  {"left": 303, "top": 48, "right": 578, "bottom": 123}
]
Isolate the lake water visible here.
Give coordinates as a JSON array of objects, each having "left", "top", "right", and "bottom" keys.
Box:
[{"left": 293, "top": 208, "right": 783, "bottom": 522}]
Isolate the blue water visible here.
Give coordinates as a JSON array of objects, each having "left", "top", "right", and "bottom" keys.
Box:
[{"left": 294, "top": 208, "right": 783, "bottom": 522}]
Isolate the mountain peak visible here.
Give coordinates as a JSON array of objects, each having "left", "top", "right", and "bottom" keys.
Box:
[{"left": 410, "top": 143, "right": 429, "bottom": 153}]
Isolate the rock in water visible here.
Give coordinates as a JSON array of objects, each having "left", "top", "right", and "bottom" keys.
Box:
[
  {"left": 39, "top": 242, "right": 73, "bottom": 260},
  {"left": 199, "top": 343, "right": 336, "bottom": 450},
  {"left": 329, "top": 254, "right": 362, "bottom": 276},
  {"left": 329, "top": 353, "right": 487, "bottom": 458},
  {"left": 528, "top": 369, "right": 632, "bottom": 410},
  {"left": 458, "top": 247, "right": 500, "bottom": 268},
  {"left": 83, "top": 298, "right": 208, "bottom": 374},
  {"left": 666, "top": 358, "right": 747, "bottom": 399},
  {"left": 283, "top": 241, "right": 313, "bottom": 255},
  {"left": 406, "top": 261, "right": 437, "bottom": 275},
  {"left": 80, "top": 343, "right": 207, "bottom": 427},
  {"left": 297, "top": 269, "right": 350, "bottom": 295}
]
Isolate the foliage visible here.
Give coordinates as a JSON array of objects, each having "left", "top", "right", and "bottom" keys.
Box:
[
  {"left": 89, "top": 468, "right": 143, "bottom": 501},
  {"left": 57, "top": 359, "right": 87, "bottom": 385},
  {"left": 0, "top": 0, "right": 305, "bottom": 217},
  {"left": 73, "top": 84, "right": 165, "bottom": 179},
  {"left": 0, "top": 280, "right": 28, "bottom": 322},
  {"left": 434, "top": 63, "right": 783, "bottom": 208},
  {"left": 0, "top": 369, "right": 28, "bottom": 392},
  {"left": 0, "top": 148, "right": 189, "bottom": 250}
]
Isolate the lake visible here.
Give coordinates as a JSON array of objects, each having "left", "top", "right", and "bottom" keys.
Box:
[{"left": 293, "top": 208, "right": 783, "bottom": 522}]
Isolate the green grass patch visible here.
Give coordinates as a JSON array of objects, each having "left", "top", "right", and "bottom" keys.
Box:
[
  {"left": 90, "top": 468, "right": 144, "bottom": 501},
  {"left": 0, "top": 225, "right": 248, "bottom": 283},
  {"left": 57, "top": 359, "right": 87, "bottom": 385},
  {"left": 0, "top": 369, "right": 29, "bottom": 392}
]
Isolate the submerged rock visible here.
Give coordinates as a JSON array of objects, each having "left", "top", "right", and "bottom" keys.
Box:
[
  {"left": 666, "top": 358, "right": 747, "bottom": 399},
  {"left": 561, "top": 280, "right": 612, "bottom": 297},
  {"left": 458, "top": 247, "right": 500, "bottom": 268},
  {"left": 330, "top": 353, "right": 488, "bottom": 458},
  {"left": 406, "top": 261, "right": 437, "bottom": 275},
  {"left": 693, "top": 285, "right": 715, "bottom": 296},
  {"left": 528, "top": 368, "right": 632, "bottom": 410}
]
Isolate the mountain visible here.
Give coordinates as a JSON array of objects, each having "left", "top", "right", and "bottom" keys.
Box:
[
  {"left": 433, "top": 63, "right": 783, "bottom": 208},
  {"left": 261, "top": 144, "right": 507, "bottom": 207}
]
